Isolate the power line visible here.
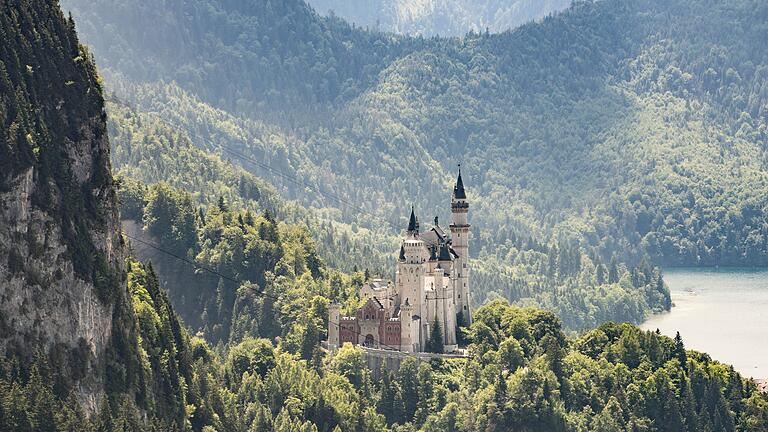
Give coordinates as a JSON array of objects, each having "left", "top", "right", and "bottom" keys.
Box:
[
  {"left": 123, "top": 231, "right": 429, "bottom": 356},
  {"left": 117, "top": 105, "right": 466, "bottom": 356}
]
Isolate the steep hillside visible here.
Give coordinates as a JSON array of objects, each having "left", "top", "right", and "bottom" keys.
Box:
[
  {"left": 59, "top": 0, "right": 768, "bottom": 328},
  {"left": 6, "top": 2, "right": 768, "bottom": 431},
  {"left": 0, "top": 0, "right": 129, "bottom": 413},
  {"left": 61, "top": 0, "right": 422, "bottom": 119},
  {"left": 308, "top": 0, "right": 572, "bottom": 36},
  {"left": 60, "top": 0, "right": 768, "bottom": 266},
  {"left": 0, "top": 3, "right": 223, "bottom": 429}
]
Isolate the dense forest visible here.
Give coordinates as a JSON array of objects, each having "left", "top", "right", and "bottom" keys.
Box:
[
  {"left": 5, "top": 275, "right": 768, "bottom": 430},
  {"left": 307, "top": 0, "right": 571, "bottom": 36},
  {"left": 60, "top": 0, "right": 768, "bottom": 272},
  {"left": 106, "top": 92, "right": 671, "bottom": 331},
  {"left": 2, "top": 1, "right": 768, "bottom": 430},
  {"left": 57, "top": 0, "right": 767, "bottom": 329}
]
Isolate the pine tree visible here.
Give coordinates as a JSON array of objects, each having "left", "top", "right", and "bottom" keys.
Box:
[
  {"left": 673, "top": 332, "right": 687, "bottom": 366},
  {"left": 426, "top": 317, "right": 443, "bottom": 354},
  {"left": 494, "top": 371, "right": 507, "bottom": 406},
  {"left": 300, "top": 319, "right": 319, "bottom": 361},
  {"left": 608, "top": 256, "right": 620, "bottom": 283},
  {"left": 377, "top": 370, "right": 397, "bottom": 424},
  {"left": 455, "top": 311, "right": 467, "bottom": 346},
  {"left": 596, "top": 263, "right": 606, "bottom": 285},
  {"left": 397, "top": 358, "right": 419, "bottom": 422}
]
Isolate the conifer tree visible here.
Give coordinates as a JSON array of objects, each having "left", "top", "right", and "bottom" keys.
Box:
[
  {"left": 673, "top": 332, "right": 687, "bottom": 366},
  {"left": 426, "top": 317, "right": 443, "bottom": 354},
  {"left": 608, "top": 256, "right": 620, "bottom": 284}
]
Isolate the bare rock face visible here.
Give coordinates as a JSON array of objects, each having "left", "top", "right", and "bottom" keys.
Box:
[
  {"left": 0, "top": 3, "right": 128, "bottom": 414},
  {"left": 0, "top": 120, "right": 125, "bottom": 414}
]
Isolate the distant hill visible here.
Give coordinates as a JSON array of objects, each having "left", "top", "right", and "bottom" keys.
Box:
[
  {"left": 307, "top": 0, "right": 572, "bottom": 36},
  {"left": 60, "top": 0, "right": 768, "bottom": 327}
]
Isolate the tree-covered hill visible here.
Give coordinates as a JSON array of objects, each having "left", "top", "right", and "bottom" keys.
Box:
[
  {"left": 57, "top": 0, "right": 768, "bottom": 329},
  {"left": 0, "top": 0, "right": 132, "bottom": 414},
  {"left": 107, "top": 86, "right": 672, "bottom": 331},
  {"left": 61, "top": 0, "right": 768, "bottom": 269},
  {"left": 307, "top": 0, "right": 572, "bottom": 36},
  {"left": 4, "top": 1, "right": 768, "bottom": 430}
]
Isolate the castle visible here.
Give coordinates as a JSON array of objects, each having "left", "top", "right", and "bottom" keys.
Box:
[{"left": 328, "top": 168, "right": 471, "bottom": 353}]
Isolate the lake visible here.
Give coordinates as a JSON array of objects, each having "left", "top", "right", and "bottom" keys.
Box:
[{"left": 640, "top": 267, "right": 768, "bottom": 379}]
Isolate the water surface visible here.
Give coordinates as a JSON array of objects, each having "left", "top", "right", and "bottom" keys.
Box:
[{"left": 641, "top": 268, "right": 768, "bottom": 379}]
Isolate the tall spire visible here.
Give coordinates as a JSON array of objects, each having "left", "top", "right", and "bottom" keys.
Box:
[
  {"left": 453, "top": 164, "right": 466, "bottom": 199},
  {"left": 407, "top": 205, "right": 419, "bottom": 233}
]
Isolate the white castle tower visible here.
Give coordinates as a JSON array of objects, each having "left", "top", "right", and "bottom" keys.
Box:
[
  {"left": 328, "top": 166, "right": 471, "bottom": 353},
  {"left": 450, "top": 166, "right": 472, "bottom": 325},
  {"left": 328, "top": 301, "right": 340, "bottom": 349},
  {"left": 395, "top": 207, "right": 429, "bottom": 350}
]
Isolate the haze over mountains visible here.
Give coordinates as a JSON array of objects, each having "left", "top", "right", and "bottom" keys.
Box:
[
  {"left": 59, "top": 0, "right": 768, "bottom": 326},
  {"left": 3, "top": 0, "right": 768, "bottom": 430},
  {"left": 306, "top": 0, "right": 572, "bottom": 36}
]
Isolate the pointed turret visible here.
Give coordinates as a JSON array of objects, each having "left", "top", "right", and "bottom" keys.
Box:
[
  {"left": 399, "top": 244, "right": 406, "bottom": 261},
  {"left": 453, "top": 165, "right": 466, "bottom": 200},
  {"left": 407, "top": 205, "right": 419, "bottom": 234}
]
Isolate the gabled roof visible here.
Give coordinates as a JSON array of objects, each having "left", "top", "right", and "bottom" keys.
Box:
[
  {"left": 421, "top": 227, "right": 446, "bottom": 248},
  {"left": 364, "top": 296, "right": 384, "bottom": 310},
  {"left": 438, "top": 243, "right": 453, "bottom": 261}
]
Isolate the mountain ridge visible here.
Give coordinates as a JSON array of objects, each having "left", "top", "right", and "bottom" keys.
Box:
[
  {"left": 307, "top": 0, "right": 573, "bottom": 36},
  {"left": 57, "top": 0, "right": 768, "bottom": 330}
]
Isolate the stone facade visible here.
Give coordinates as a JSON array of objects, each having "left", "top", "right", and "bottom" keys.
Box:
[{"left": 328, "top": 169, "right": 471, "bottom": 353}]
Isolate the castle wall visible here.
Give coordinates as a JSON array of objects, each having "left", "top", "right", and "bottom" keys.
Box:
[{"left": 362, "top": 347, "right": 468, "bottom": 379}]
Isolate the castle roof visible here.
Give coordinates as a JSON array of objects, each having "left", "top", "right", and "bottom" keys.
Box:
[
  {"left": 363, "top": 296, "right": 385, "bottom": 310},
  {"left": 421, "top": 226, "right": 446, "bottom": 249},
  {"left": 438, "top": 243, "right": 453, "bottom": 261},
  {"left": 453, "top": 166, "right": 466, "bottom": 200},
  {"left": 407, "top": 206, "right": 419, "bottom": 233},
  {"left": 367, "top": 279, "right": 388, "bottom": 291}
]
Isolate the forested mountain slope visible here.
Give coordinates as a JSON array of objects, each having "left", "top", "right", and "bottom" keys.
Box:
[
  {"left": 0, "top": 1, "right": 216, "bottom": 428},
  {"left": 4, "top": 2, "right": 768, "bottom": 431},
  {"left": 107, "top": 84, "right": 670, "bottom": 331},
  {"left": 307, "top": 0, "right": 572, "bottom": 36},
  {"left": 59, "top": 0, "right": 768, "bottom": 328},
  {"left": 61, "top": 0, "right": 768, "bottom": 265}
]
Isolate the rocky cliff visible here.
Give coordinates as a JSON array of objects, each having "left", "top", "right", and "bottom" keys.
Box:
[{"left": 0, "top": 1, "right": 129, "bottom": 414}]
